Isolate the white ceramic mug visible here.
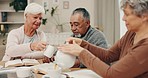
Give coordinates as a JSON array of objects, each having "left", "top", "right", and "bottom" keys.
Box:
[
  {"left": 16, "top": 67, "right": 32, "bottom": 78},
  {"left": 55, "top": 50, "right": 76, "bottom": 69},
  {"left": 44, "top": 45, "right": 56, "bottom": 58},
  {"left": 41, "top": 64, "right": 62, "bottom": 78}
]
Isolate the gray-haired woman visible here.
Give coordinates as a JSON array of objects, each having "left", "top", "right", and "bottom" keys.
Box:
[
  {"left": 58, "top": 0, "right": 148, "bottom": 78},
  {"left": 2, "top": 3, "right": 48, "bottom": 61}
]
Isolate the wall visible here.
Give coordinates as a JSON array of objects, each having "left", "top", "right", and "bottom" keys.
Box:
[
  {"left": 33, "top": 0, "right": 96, "bottom": 33},
  {"left": 32, "top": 0, "right": 121, "bottom": 45},
  {"left": 96, "top": 0, "right": 120, "bottom": 45},
  {"left": 0, "top": 0, "right": 121, "bottom": 48}
]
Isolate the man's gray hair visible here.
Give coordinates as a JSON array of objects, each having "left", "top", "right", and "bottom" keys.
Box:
[
  {"left": 121, "top": 0, "right": 148, "bottom": 16},
  {"left": 72, "top": 8, "right": 90, "bottom": 21},
  {"left": 24, "top": 3, "right": 45, "bottom": 20}
]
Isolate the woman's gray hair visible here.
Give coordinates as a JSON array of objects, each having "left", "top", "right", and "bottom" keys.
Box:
[
  {"left": 24, "top": 3, "right": 45, "bottom": 20},
  {"left": 72, "top": 8, "right": 90, "bottom": 21},
  {"left": 121, "top": 0, "right": 148, "bottom": 16}
]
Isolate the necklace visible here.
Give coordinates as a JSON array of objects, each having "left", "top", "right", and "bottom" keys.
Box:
[
  {"left": 29, "top": 36, "right": 35, "bottom": 43},
  {"left": 23, "top": 32, "right": 38, "bottom": 44}
]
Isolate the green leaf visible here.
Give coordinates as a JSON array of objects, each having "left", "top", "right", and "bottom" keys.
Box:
[
  {"left": 42, "top": 18, "right": 47, "bottom": 25},
  {"left": 50, "top": 6, "right": 58, "bottom": 16},
  {"left": 51, "top": 7, "right": 55, "bottom": 16}
]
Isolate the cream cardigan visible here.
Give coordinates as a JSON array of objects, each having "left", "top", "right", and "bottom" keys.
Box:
[{"left": 2, "top": 25, "right": 47, "bottom": 61}]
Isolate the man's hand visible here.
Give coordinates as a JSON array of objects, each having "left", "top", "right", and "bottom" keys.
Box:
[
  {"left": 42, "top": 56, "right": 55, "bottom": 63},
  {"left": 66, "top": 37, "right": 82, "bottom": 45},
  {"left": 72, "top": 58, "right": 80, "bottom": 68}
]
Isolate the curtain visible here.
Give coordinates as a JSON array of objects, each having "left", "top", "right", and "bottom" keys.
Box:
[{"left": 95, "top": 0, "right": 120, "bottom": 46}]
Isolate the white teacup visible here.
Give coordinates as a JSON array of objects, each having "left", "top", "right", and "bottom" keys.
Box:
[
  {"left": 44, "top": 45, "right": 56, "bottom": 58},
  {"left": 55, "top": 50, "right": 76, "bottom": 69},
  {"left": 16, "top": 67, "right": 32, "bottom": 78},
  {"left": 41, "top": 63, "right": 62, "bottom": 78}
]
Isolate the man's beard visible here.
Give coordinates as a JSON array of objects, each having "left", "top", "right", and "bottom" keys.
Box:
[{"left": 74, "top": 34, "right": 81, "bottom": 38}]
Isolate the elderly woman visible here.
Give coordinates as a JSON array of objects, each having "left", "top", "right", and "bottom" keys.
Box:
[
  {"left": 2, "top": 3, "right": 47, "bottom": 61},
  {"left": 58, "top": 0, "right": 148, "bottom": 78}
]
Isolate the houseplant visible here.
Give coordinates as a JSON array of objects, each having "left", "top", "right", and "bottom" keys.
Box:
[
  {"left": 42, "top": 9, "right": 49, "bottom": 25},
  {"left": 9, "top": 0, "right": 27, "bottom": 12},
  {"left": 42, "top": 6, "right": 59, "bottom": 25},
  {"left": 42, "top": 6, "right": 69, "bottom": 32}
]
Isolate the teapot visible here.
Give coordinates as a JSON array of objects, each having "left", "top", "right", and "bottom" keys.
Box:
[
  {"left": 44, "top": 44, "right": 76, "bottom": 69},
  {"left": 55, "top": 50, "right": 76, "bottom": 69}
]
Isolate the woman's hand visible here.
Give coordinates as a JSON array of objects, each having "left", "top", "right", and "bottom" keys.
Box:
[
  {"left": 30, "top": 41, "right": 47, "bottom": 51},
  {"left": 58, "top": 40, "right": 84, "bottom": 56},
  {"left": 66, "top": 37, "right": 82, "bottom": 45}
]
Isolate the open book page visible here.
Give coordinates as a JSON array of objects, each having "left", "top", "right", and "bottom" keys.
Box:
[
  {"left": 5, "top": 59, "right": 40, "bottom": 67},
  {"left": 22, "top": 59, "right": 40, "bottom": 66},
  {"left": 31, "top": 63, "right": 58, "bottom": 74},
  {"left": 65, "top": 69, "right": 102, "bottom": 78},
  {"left": 5, "top": 59, "right": 23, "bottom": 67},
  {"left": 31, "top": 63, "right": 51, "bottom": 74}
]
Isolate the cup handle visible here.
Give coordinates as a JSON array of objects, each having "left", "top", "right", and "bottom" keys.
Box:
[
  {"left": 61, "top": 73, "right": 73, "bottom": 78},
  {"left": 30, "top": 70, "right": 35, "bottom": 78}
]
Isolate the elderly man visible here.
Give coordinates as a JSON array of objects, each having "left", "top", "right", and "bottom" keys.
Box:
[
  {"left": 70, "top": 8, "right": 108, "bottom": 68},
  {"left": 42, "top": 8, "right": 109, "bottom": 67}
]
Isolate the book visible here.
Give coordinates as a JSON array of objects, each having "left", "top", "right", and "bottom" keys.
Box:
[
  {"left": 0, "top": 12, "right": 2, "bottom": 22},
  {"left": 5, "top": 59, "right": 40, "bottom": 67},
  {"left": 31, "top": 63, "right": 60, "bottom": 75},
  {"left": 1, "top": 12, "right": 7, "bottom": 22},
  {"left": 31, "top": 63, "right": 50, "bottom": 74}
]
